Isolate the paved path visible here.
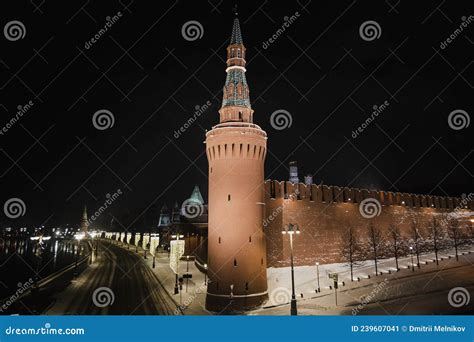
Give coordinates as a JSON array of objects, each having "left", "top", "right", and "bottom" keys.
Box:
[{"left": 46, "top": 241, "right": 178, "bottom": 315}]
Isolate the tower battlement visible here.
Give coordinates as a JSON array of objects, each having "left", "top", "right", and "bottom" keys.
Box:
[{"left": 264, "top": 180, "right": 473, "bottom": 210}]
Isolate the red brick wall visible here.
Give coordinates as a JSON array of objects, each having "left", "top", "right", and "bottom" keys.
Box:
[{"left": 264, "top": 180, "right": 473, "bottom": 267}]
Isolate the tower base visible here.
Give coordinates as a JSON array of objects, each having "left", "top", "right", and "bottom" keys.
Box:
[{"left": 205, "top": 292, "right": 268, "bottom": 313}]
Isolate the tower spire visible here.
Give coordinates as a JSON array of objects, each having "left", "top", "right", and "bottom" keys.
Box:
[
  {"left": 80, "top": 205, "right": 89, "bottom": 233},
  {"left": 219, "top": 13, "right": 253, "bottom": 123},
  {"left": 230, "top": 13, "right": 243, "bottom": 45}
]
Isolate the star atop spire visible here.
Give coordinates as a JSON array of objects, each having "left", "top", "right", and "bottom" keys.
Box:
[{"left": 230, "top": 16, "right": 243, "bottom": 45}]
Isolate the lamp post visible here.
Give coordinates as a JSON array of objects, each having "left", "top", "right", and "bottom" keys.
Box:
[
  {"left": 204, "top": 263, "right": 208, "bottom": 285},
  {"left": 171, "top": 234, "right": 184, "bottom": 295},
  {"left": 185, "top": 255, "right": 190, "bottom": 293},
  {"left": 316, "top": 262, "right": 320, "bottom": 293},
  {"left": 150, "top": 233, "right": 159, "bottom": 268},
  {"left": 282, "top": 223, "right": 300, "bottom": 316},
  {"left": 89, "top": 235, "right": 95, "bottom": 265},
  {"left": 74, "top": 234, "right": 83, "bottom": 277},
  {"left": 152, "top": 252, "right": 156, "bottom": 268},
  {"left": 409, "top": 246, "right": 414, "bottom": 272}
]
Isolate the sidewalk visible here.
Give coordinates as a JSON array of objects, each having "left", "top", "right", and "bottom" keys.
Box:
[
  {"left": 108, "top": 240, "right": 209, "bottom": 315},
  {"left": 266, "top": 246, "right": 474, "bottom": 306}
]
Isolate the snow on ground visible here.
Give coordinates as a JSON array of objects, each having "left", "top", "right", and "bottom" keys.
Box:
[
  {"left": 107, "top": 240, "right": 473, "bottom": 315},
  {"left": 265, "top": 246, "right": 474, "bottom": 307}
]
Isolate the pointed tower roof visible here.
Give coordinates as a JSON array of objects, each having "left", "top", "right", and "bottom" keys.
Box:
[
  {"left": 189, "top": 185, "right": 204, "bottom": 205},
  {"left": 230, "top": 17, "right": 243, "bottom": 45},
  {"left": 80, "top": 205, "right": 89, "bottom": 232},
  {"left": 220, "top": 12, "right": 252, "bottom": 112}
]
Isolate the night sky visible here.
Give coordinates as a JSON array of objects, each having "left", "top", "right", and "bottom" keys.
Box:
[{"left": 0, "top": 0, "right": 472, "bottom": 230}]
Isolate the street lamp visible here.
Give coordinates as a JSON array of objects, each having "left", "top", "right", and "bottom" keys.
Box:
[
  {"left": 204, "top": 263, "right": 208, "bottom": 285},
  {"left": 152, "top": 251, "right": 155, "bottom": 268},
  {"left": 316, "top": 262, "right": 320, "bottom": 293},
  {"left": 282, "top": 223, "right": 300, "bottom": 316},
  {"left": 74, "top": 233, "right": 84, "bottom": 277},
  {"left": 409, "top": 246, "right": 414, "bottom": 272},
  {"left": 171, "top": 234, "right": 184, "bottom": 295},
  {"left": 185, "top": 255, "right": 190, "bottom": 292}
]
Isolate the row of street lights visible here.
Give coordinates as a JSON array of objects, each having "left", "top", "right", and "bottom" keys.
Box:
[{"left": 282, "top": 225, "right": 439, "bottom": 315}]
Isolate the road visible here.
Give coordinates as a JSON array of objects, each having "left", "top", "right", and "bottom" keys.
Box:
[
  {"left": 339, "top": 262, "right": 474, "bottom": 315},
  {"left": 46, "top": 241, "right": 178, "bottom": 315}
]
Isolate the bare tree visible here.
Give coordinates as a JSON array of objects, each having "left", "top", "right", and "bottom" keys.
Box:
[
  {"left": 448, "top": 218, "right": 461, "bottom": 261},
  {"left": 367, "top": 222, "right": 383, "bottom": 276},
  {"left": 427, "top": 217, "right": 444, "bottom": 265},
  {"left": 458, "top": 222, "right": 472, "bottom": 248},
  {"left": 340, "top": 226, "right": 363, "bottom": 281},
  {"left": 410, "top": 220, "right": 422, "bottom": 268},
  {"left": 388, "top": 224, "right": 403, "bottom": 271}
]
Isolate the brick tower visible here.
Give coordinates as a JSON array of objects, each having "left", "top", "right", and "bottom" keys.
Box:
[
  {"left": 205, "top": 14, "right": 268, "bottom": 311},
  {"left": 80, "top": 205, "right": 89, "bottom": 233}
]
